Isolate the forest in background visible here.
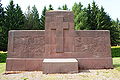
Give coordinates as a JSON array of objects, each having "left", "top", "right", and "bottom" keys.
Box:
[{"left": 0, "top": 0, "right": 120, "bottom": 51}]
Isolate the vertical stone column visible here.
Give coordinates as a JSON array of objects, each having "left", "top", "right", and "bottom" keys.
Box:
[{"left": 45, "top": 11, "right": 74, "bottom": 58}]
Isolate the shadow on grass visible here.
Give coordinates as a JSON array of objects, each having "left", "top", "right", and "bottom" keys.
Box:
[
  {"left": 113, "top": 64, "right": 120, "bottom": 71},
  {"left": 113, "top": 64, "right": 120, "bottom": 68}
]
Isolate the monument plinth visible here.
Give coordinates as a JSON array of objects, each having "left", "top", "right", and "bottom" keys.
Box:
[{"left": 6, "top": 10, "right": 113, "bottom": 73}]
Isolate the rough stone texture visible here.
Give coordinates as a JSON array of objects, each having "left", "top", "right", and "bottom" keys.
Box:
[
  {"left": 8, "top": 30, "right": 45, "bottom": 58},
  {"left": 6, "top": 58, "right": 43, "bottom": 71},
  {"left": 43, "top": 59, "right": 78, "bottom": 74},
  {"left": 45, "top": 11, "right": 74, "bottom": 58},
  {"left": 6, "top": 10, "right": 113, "bottom": 72}
]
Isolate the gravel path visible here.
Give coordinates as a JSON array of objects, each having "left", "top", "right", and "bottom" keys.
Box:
[{"left": 0, "top": 69, "right": 120, "bottom": 80}]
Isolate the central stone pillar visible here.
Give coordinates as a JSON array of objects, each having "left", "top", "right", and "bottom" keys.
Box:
[{"left": 45, "top": 11, "right": 74, "bottom": 57}]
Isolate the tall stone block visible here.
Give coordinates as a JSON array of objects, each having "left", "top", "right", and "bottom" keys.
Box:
[{"left": 45, "top": 11, "right": 74, "bottom": 58}]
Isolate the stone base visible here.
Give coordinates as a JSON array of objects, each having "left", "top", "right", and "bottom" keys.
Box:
[
  {"left": 6, "top": 57, "right": 113, "bottom": 71},
  {"left": 6, "top": 58, "right": 43, "bottom": 71},
  {"left": 77, "top": 57, "right": 113, "bottom": 69},
  {"left": 43, "top": 58, "right": 78, "bottom": 74}
]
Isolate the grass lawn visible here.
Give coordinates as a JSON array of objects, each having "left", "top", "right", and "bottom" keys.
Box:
[
  {"left": 0, "top": 63, "right": 6, "bottom": 73},
  {"left": 112, "top": 57, "right": 120, "bottom": 71}
]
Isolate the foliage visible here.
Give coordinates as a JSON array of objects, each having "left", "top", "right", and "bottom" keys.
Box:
[
  {"left": 58, "top": 4, "right": 68, "bottom": 10},
  {"left": 72, "top": 2, "right": 88, "bottom": 30},
  {"left": 24, "top": 5, "right": 40, "bottom": 29},
  {"left": 48, "top": 4, "right": 53, "bottom": 10},
  {"left": 111, "top": 19, "right": 120, "bottom": 45},
  {"left": 31, "top": 5, "right": 40, "bottom": 29},
  {"left": 72, "top": 1, "right": 120, "bottom": 46},
  {"left": 40, "top": 6, "right": 47, "bottom": 30},
  {"left": 0, "top": 1, "right": 120, "bottom": 50},
  {"left": 111, "top": 46, "right": 120, "bottom": 57},
  {"left": 0, "top": 3, "right": 5, "bottom": 51},
  {"left": 0, "top": 53, "right": 7, "bottom": 63},
  {"left": 0, "top": 0, "right": 25, "bottom": 51}
]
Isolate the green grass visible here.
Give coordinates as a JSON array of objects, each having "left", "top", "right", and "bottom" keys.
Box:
[
  {"left": 0, "top": 63, "right": 6, "bottom": 73},
  {"left": 113, "top": 57, "right": 120, "bottom": 71}
]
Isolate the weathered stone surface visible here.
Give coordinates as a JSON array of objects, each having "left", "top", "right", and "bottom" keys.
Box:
[
  {"left": 6, "top": 10, "right": 113, "bottom": 72},
  {"left": 43, "top": 59, "right": 78, "bottom": 74},
  {"left": 6, "top": 58, "right": 43, "bottom": 71},
  {"left": 77, "top": 58, "right": 113, "bottom": 69},
  {"left": 45, "top": 11, "right": 74, "bottom": 57},
  {"left": 73, "top": 30, "right": 111, "bottom": 58},
  {"left": 8, "top": 30, "right": 45, "bottom": 58}
]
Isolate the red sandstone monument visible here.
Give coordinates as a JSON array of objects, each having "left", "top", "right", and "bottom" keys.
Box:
[{"left": 6, "top": 11, "right": 113, "bottom": 73}]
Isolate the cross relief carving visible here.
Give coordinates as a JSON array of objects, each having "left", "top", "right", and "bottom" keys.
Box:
[{"left": 50, "top": 16, "right": 69, "bottom": 53}]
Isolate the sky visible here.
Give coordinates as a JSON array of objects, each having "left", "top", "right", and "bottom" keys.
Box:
[{"left": 1, "top": 0, "right": 120, "bottom": 20}]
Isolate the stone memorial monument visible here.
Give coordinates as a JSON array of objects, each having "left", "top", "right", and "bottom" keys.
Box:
[{"left": 6, "top": 10, "right": 113, "bottom": 73}]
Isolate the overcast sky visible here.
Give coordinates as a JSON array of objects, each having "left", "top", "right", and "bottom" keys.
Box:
[{"left": 1, "top": 0, "right": 120, "bottom": 20}]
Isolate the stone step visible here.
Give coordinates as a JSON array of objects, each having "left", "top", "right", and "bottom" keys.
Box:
[{"left": 43, "top": 58, "right": 78, "bottom": 74}]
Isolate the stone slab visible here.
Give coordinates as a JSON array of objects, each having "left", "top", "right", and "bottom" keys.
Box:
[
  {"left": 6, "top": 58, "right": 43, "bottom": 71},
  {"left": 43, "top": 58, "right": 78, "bottom": 74},
  {"left": 76, "top": 57, "right": 113, "bottom": 70}
]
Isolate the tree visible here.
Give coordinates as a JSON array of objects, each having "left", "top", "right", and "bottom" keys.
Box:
[
  {"left": 14, "top": 4, "right": 25, "bottom": 29},
  {"left": 72, "top": 2, "right": 88, "bottom": 30},
  {"left": 58, "top": 6, "right": 62, "bottom": 10},
  {"left": 0, "top": 3, "right": 5, "bottom": 32},
  {"left": 40, "top": 6, "right": 47, "bottom": 30},
  {"left": 111, "top": 19, "right": 120, "bottom": 45},
  {"left": 0, "top": 3, "right": 6, "bottom": 51},
  {"left": 24, "top": 6, "right": 33, "bottom": 29},
  {"left": 58, "top": 4, "right": 68, "bottom": 10},
  {"left": 31, "top": 5, "right": 40, "bottom": 29},
  {"left": 62, "top": 4, "right": 68, "bottom": 10},
  {"left": 72, "top": 1, "right": 119, "bottom": 45},
  {"left": 86, "top": 1, "right": 120, "bottom": 45},
  {"left": 48, "top": 4, "right": 53, "bottom": 10},
  {"left": 1, "top": 0, "right": 25, "bottom": 51},
  {"left": 24, "top": 5, "right": 40, "bottom": 30}
]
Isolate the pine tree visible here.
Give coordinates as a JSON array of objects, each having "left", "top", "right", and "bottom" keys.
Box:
[
  {"left": 32, "top": 5, "right": 40, "bottom": 29},
  {"left": 72, "top": 2, "right": 88, "bottom": 30},
  {"left": 40, "top": 6, "right": 47, "bottom": 30},
  {"left": 1, "top": 0, "right": 25, "bottom": 51},
  {"left": 15, "top": 4, "right": 25, "bottom": 29},
  {"left": 48, "top": 4, "right": 53, "bottom": 10},
  {"left": 86, "top": 4, "right": 92, "bottom": 29},
  {"left": 72, "top": 1, "right": 118, "bottom": 45},
  {"left": 0, "top": 3, "right": 6, "bottom": 51},
  {"left": 62, "top": 4, "right": 68, "bottom": 10},
  {"left": 24, "top": 5, "right": 40, "bottom": 30},
  {"left": 58, "top": 4, "right": 68, "bottom": 10},
  {"left": 0, "top": 3, "right": 5, "bottom": 32},
  {"left": 90, "top": 1, "right": 99, "bottom": 30},
  {"left": 24, "top": 6, "right": 33, "bottom": 29},
  {"left": 58, "top": 6, "right": 62, "bottom": 10},
  {"left": 111, "top": 19, "right": 120, "bottom": 45}
]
